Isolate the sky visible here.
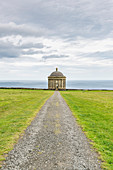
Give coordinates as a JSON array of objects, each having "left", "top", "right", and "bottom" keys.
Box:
[{"left": 0, "top": 0, "right": 113, "bottom": 80}]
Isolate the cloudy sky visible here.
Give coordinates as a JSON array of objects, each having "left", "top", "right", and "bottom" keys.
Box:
[{"left": 0, "top": 0, "right": 113, "bottom": 80}]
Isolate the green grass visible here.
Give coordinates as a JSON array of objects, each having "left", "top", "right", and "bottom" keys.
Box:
[
  {"left": 60, "top": 90, "right": 113, "bottom": 170},
  {"left": 0, "top": 89, "right": 53, "bottom": 165}
]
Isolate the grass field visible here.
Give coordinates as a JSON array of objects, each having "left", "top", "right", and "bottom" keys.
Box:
[
  {"left": 60, "top": 90, "right": 113, "bottom": 170},
  {"left": 0, "top": 89, "right": 53, "bottom": 165}
]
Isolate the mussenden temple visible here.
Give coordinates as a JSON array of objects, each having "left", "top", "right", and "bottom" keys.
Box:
[{"left": 48, "top": 68, "right": 66, "bottom": 90}]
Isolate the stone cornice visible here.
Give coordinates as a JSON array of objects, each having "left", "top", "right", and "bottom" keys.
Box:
[{"left": 48, "top": 76, "right": 66, "bottom": 79}]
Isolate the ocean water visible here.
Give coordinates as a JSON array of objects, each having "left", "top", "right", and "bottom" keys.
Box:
[{"left": 0, "top": 80, "right": 113, "bottom": 90}]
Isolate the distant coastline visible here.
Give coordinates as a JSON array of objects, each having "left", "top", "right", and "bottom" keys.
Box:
[{"left": 0, "top": 80, "right": 113, "bottom": 90}]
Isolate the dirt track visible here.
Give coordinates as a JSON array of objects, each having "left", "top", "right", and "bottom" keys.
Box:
[{"left": 1, "top": 91, "right": 101, "bottom": 170}]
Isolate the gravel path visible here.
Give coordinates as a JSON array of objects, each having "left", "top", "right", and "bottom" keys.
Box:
[{"left": 1, "top": 91, "right": 101, "bottom": 170}]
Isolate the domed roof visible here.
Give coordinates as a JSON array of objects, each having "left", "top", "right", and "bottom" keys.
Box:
[{"left": 49, "top": 68, "right": 65, "bottom": 77}]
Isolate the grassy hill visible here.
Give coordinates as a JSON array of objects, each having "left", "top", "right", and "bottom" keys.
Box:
[
  {"left": 0, "top": 89, "right": 113, "bottom": 169},
  {"left": 0, "top": 89, "right": 53, "bottom": 166},
  {"left": 60, "top": 90, "right": 113, "bottom": 170}
]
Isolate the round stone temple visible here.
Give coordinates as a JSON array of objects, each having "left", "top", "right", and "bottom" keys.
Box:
[{"left": 48, "top": 68, "right": 66, "bottom": 90}]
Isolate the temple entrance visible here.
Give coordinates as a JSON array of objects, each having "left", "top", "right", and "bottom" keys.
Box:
[{"left": 56, "top": 83, "right": 58, "bottom": 91}]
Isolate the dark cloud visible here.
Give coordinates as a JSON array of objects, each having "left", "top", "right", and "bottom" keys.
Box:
[
  {"left": 22, "top": 49, "right": 44, "bottom": 55},
  {"left": 0, "top": 23, "right": 48, "bottom": 38},
  {"left": 84, "top": 51, "right": 113, "bottom": 60},
  {"left": 42, "top": 54, "right": 69, "bottom": 60},
  {"left": 0, "top": 0, "right": 113, "bottom": 80},
  {"left": 0, "top": 41, "right": 44, "bottom": 58},
  {"left": 20, "top": 42, "right": 44, "bottom": 49},
  {"left": 1, "top": 0, "right": 113, "bottom": 39},
  {"left": 0, "top": 42, "right": 21, "bottom": 58}
]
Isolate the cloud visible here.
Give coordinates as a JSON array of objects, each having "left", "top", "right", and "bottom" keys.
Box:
[
  {"left": 0, "top": 22, "right": 49, "bottom": 38},
  {"left": 22, "top": 49, "right": 44, "bottom": 55},
  {"left": 42, "top": 54, "right": 69, "bottom": 60},
  {"left": 0, "top": 0, "right": 113, "bottom": 80},
  {"left": 84, "top": 51, "right": 113, "bottom": 60},
  {"left": 0, "top": 30, "right": 48, "bottom": 59},
  {"left": 0, "top": 40, "right": 44, "bottom": 58},
  {"left": 0, "top": 41, "right": 21, "bottom": 58},
  {"left": 1, "top": 0, "right": 113, "bottom": 39},
  {"left": 20, "top": 42, "right": 44, "bottom": 49}
]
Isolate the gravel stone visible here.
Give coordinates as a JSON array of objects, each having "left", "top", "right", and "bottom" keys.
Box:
[{"left": 1, "top": 91, "right": 101, "bottom": 170}]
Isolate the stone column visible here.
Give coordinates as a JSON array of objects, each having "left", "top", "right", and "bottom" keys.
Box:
[
  {"left": 64, "top": 79, "right": 66, "bottom": 89},
  {"left": 60, "top": 79, "right": 61, "bottom": 88},
  {"left": 62, "top": 79, "right": 63, "bottom": 88}
]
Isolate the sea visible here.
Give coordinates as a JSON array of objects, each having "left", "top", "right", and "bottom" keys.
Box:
[{"left": 0, "top": 80, "right": 113, "bottom": 90}]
